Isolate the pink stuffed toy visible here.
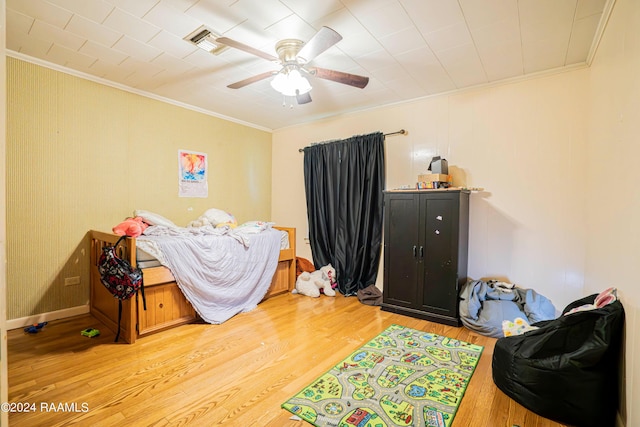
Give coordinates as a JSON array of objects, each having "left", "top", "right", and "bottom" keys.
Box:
[{"left": 112, "top": 216, "right": 149, "bottom": 237}]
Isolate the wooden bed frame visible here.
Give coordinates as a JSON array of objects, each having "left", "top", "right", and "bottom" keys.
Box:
[{"left": 89, "top": 226, "right": 296, "bottom": 344}]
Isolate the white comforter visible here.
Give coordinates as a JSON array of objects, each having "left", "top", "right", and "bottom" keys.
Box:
[{"left": 137, "top": 226, "right": 281, "bottom": 324}]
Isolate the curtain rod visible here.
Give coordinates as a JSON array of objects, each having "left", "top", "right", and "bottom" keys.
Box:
[{"left": 298, "top": 129, "right": 407, "bottom": 152}]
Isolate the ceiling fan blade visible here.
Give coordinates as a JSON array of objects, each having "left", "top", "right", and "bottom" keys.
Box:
[
  {"left": 296, "top": 26, "right": 342, "bottom": 64},
  {"left": 296, "top": 91, "right": 312, "bottom": 104},
  {"left": 227, "top": 71, "right": 276, "bottom": 89},
  {"left": 216, "top": 37, "right": 279, "bottom": 62},
  {"left": 309, "top": 67, "right": 369, "bottom": 89}
]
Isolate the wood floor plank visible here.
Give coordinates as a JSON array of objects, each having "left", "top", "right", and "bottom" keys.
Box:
[{"left": 8, "top": 293, "right": 569, "bottom": 426}]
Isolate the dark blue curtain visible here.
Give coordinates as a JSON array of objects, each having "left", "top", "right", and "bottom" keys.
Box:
[{"left": 303, "top": 132, "right": 385, "bottom": 296}]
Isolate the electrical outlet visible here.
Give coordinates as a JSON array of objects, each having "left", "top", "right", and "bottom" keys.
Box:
[{"left": 64, "top": 276, "right": 81, "bottom": 286}]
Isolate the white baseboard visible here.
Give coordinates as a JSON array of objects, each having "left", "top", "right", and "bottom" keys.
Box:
[{"left": 7, "top": 305, "right": 90, "bottom": 330}]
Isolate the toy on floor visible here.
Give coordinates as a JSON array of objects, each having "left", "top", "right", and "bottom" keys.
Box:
[
  {"left": 24, "top": 322, "right": 47, "bottom": 334},
  {"left": 80, "top": 328, "right": 101, "bottom": 338},
  {"left": 293, "top": 264, "right": 337, "bottom": 297}
]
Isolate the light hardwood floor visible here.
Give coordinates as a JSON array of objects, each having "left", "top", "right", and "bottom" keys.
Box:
[{"left": 8, "top": 293, "right": 569, "bottom": 427}]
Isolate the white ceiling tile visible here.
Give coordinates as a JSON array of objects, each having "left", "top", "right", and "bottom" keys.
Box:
[
  {"left": 264, "top": 13, "right": 317, "bottom": 42},
  {"left": 8, "top": 0, "right": 72, "bottom": 28},
  {"left": 229, "top": 0, "right": 293, "bottom": 30},
  {"left": 566, "top": 13, "right": 602, "bottom": 63},
  {"left": 401, "top": 0, "right": 465, "bottom": 32},
  {"left": 118, "top": 57, "right": 165, "bottom": 78},
  {"left": 150, "top": 52, "right": 196, "bottom": 74},
  {"left": 47, "top": 43, "right": 97, "bottom": 68},
  {"left": 309, "top": 49, "right": 361, "bottom": 73},
  {"left": 476, "top": 40, "right": 524, "bottom": 81},
  {"left": 136, "top": 71, "right": 189, "bottom": 91},
  {"left": 385, "top": 75, "right": 428, "bottom": 98},
  {"left": 87, "top": 59, "right": 116, "bottom": 78},
  {"left": 520, "top": 20, "right": 572, "bottom": 45},
  {"left": 103, "top": 8, "right": 162, "bottom": 43},
  {"left": 311, "top": 7, "right": 368, "bottom": 39},
  {"left": 167, "top": 0, "right": 202, "bottom": 13},
  {"left": 143, "top": 1, "right": 203, "bottom": 39},
  {"left": 112, "top": 35, "right": 163, "bottom": 62},
  {"left": 71, "top": 59, "right": 107, "bottom": 79},
  {"left": 522, "top": 40, "right": 568, "bottom": 73},
  {"left": 148, "top": 30, "right": 198, "bottom": 59},
  {"left": 435, "top": 43, "right": 487, "bottom": 88},
  {"left": 79, "top": 40, "right": 129, "bottom": 65},
  {"left": 356, "top": 2, "right": 414, "bottom": 38},
  {"left": 378, "top": 27, "right": 427, "bottom": 56},
  {"left": 182, "top": 45, "right": 236, "bottom": 68},
  {"left": 341, "top": 0, "right": 396, "bottom": 17},
  {"left": 14, "top": 35, "right": 52, "bottom": 57},
  {"left": 30, "top": 19, "right": 86, "bottom": 51},
  {"left": 49, "top": 0, "right": 114, "bottom": 24},
  {"left": 221, "top": 20, "right": 280, "bottom": 53},
  {"left": 184, "top": 1, "right": 247, "bottom": 35},
  {"left": 468, "top": 18, "right": 521, "bottom": 47},
  {"left": 458, "top": 0, "right": 519, "bottom": 29},
  {"left": 6, "top": 9, "right": 34, "bottom": 41},
  {"left": 279, "top": 0, "right": 344, "bottom": 23},
  {"left": 394, "top": 46, "right": 456, "bottom": 93},
  {"left": 335, "top": 31, "right": 382, "bottom": 58},
  {"left": 371, "top": 62, "right": 414, "bottom": 82},
  {"left": 106, "top": 0, "right": 160, "bottom": 18},
  {"left": 424, "top": 21, "right": 474, "bottom": 52},
  {"left": 354, "top": 49, "right": 397, "bottom": 73},
  {"left": 519, "top": 0, "right": 577, "bottom": 29},
  {"left": 575, "top": 0, "right": 607, "bottom": 19},
  {"left": 65, "top": 14, "right": 121, "bottom": 47}
]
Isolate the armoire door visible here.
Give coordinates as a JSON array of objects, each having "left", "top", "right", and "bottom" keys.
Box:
[
  {"left": 383, "top": 193, "right": 420, "bottom": 309},
  {"left": 418, "top": 194, "right": 459, "bottom": 317}
]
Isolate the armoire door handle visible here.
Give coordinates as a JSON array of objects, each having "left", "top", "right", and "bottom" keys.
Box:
[{"left": 412, "top": 246, "right": 417, "bottom": 257}]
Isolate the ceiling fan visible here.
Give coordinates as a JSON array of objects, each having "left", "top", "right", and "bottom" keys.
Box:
[{"left": 216, "top": 27, "right": 369, "bottom": 105}]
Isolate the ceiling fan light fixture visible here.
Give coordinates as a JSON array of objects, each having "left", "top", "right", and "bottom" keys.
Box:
[{"left": 270, "top": 68, "right": 312, "bottom": 97}]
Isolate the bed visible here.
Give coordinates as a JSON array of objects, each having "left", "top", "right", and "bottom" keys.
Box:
[{"left": 89, "top": 226, "right": 296, "bottom": 344}]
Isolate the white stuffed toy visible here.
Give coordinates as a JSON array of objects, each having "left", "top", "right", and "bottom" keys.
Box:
[{"left": 294, "top": 264, "right": 337, "bottom": 297}]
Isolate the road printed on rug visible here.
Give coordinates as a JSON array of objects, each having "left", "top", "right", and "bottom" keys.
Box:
[{"left": 282, "top": 324, "right": 483, "bottom": 427}]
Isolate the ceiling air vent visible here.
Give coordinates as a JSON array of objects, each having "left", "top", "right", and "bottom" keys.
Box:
[{"left": 185, "top": 26, "right": 227, "bottom": 55}]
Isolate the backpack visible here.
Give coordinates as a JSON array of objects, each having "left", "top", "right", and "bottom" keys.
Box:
[{"left": 98, "top": 235, "right": 146, "bottom": 342}]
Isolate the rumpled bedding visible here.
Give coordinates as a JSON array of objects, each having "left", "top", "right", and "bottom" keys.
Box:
[
  {"left": 136, "top": 225, "right": 281, "bottom": 324},
  {"left": 459, "top": 280, "right": 556, "bottom": 338}
]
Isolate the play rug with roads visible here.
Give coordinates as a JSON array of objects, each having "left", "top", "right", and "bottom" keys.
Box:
[{"left": 282, "top": 324, "right": 483, "bottom": 427}]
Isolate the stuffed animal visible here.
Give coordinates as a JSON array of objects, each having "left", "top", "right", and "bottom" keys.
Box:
[
  {"left": 112, "top": 216, "right": 149, "bottom": 237},
  {"left": 187, "top": 208, "right": 237, "bottom": 228},
  {"left": 293, "top": 264, "right": 337, "bottom": 297}
]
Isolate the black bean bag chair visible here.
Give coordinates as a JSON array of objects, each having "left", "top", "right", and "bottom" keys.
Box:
[{"left": 492, "top": 294, "right": 624, "bottom": 427}]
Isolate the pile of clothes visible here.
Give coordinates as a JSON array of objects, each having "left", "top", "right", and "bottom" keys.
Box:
[{"left": 459, "top": 279, "right": 556, "bottom": 338}]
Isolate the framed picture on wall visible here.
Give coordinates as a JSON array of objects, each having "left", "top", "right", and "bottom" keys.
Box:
[{"left": 178, "top": 149, "right": 208, "bottom": 198}]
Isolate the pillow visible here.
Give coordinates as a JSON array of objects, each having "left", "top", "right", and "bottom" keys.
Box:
[
  {"left": 133, "top": 209, "right": 178, "bottom": 229},
  {"left": 201, "top": 208, "right": 236, "bottom": 227}
]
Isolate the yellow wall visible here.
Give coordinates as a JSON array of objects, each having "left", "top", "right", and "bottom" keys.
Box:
[
  {"left": 586, "top": 0, "right": 640, "bottom": 424},
  {"left": 6, "top": 58, "right": 272, "bottom": 320}
]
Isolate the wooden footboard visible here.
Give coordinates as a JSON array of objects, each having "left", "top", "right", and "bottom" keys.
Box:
[{"left": 89, "top": 226, "right": 296, "bottom": 343}]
